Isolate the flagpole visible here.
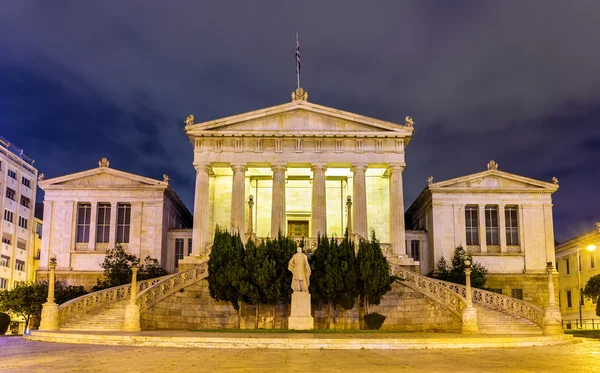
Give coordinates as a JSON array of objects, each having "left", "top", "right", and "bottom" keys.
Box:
[{"left": 296, "top": 33, "right": 300, "bottom": 89}]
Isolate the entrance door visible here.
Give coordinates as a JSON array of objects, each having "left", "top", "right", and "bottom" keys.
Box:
[{"left": 288, "top": 221, "right": 309, "bottom": 238}]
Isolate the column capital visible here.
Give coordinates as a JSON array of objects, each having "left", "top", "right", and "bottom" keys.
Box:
[
  {"left": 311, "top": 163, "right": 327, "bottom": 172},
  {"left": 271, "top": 163, "right": 287, "bottom": 172},
  {"left": 387, "top": 163, "right": 406, "bottom": 173},
  {"left": 193, "top": 163, "right": 212, "bottom": 173},
  {"left": 231, "top": 164, "right": 248, "bottom": 172},
  {"left": 350, "top": 163, "right": 368, "bottom": 172}
]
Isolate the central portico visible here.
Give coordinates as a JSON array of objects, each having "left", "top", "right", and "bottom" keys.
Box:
[{"left": 185, "top": 89, "right": 414, "bottom": 258}]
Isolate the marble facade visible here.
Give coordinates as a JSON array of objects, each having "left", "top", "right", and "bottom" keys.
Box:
[
  {"left": 37, "top": 159, "right": 192, "bottom": 286},
  {"left": 184, "top": 89, "right": 415, "bottom": 263}
]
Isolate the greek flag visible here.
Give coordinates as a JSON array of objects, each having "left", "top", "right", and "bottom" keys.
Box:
[{"left": 295, "top": 33, "right": 301, "bottom": 75}]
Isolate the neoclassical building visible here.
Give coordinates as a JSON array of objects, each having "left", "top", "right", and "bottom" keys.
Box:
[
  {"left": 38, "top": 158, "right": 192, "bottom": 287},
  {"left": 406, "top": 162, "right": 560, "bottom": 305},
  {"left": 184, "top": 88, "right": 416, "bottom": 266}
]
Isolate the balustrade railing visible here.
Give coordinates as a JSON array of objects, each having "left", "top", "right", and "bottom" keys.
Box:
[
  {"left": 137, "top": 260, "right": 209, "bottom": 315},
  {"left": 436, "top": 279, "right": 545, "bottom": 327},
  {"left": 389, "top": 264, "right": 466, "bottom": 318},
  {"left": 58, "top": 274, "right": 173, "bottom": 324}
]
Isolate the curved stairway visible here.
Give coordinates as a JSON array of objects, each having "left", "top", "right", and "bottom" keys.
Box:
[{"left": 55, "top": 261, "right": 547, "bottom": 334}]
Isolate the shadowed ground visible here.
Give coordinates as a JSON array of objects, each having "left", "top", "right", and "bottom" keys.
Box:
[{"left": 1, "top": 336, "right": 599, "bottom": 373}]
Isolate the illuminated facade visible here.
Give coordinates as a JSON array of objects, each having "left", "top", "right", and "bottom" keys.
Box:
[
  {"left": 184, "top": 88, "right": 417, "bottom": 267},
  {"left": 555, "top": 223, "right": 600, "bottom": 323},
  {"left": 0, "top": 136, "right": 39, "bottom": 291},
  {"left": 37, "top": 158, "right": 192, "bottom": 288}
]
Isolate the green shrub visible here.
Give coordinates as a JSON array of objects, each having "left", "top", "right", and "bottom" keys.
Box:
[
  {"left": 0, "top": 312, "right": 10, "bottom": 334},
  {"left": 364, "top": 312, "right": 386, "bottom": 330}
]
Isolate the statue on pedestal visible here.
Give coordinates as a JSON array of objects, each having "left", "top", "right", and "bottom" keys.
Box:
[{"left": 288, "top": 247, "right": 311, "bottom": 292}]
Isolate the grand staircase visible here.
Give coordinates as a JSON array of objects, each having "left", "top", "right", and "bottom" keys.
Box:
[{"left": 55, "top": 261, "right": 548, "bottom": 334}]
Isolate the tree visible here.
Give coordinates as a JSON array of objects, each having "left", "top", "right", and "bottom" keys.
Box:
[
  {"left": 0, "top": 282, "right": 46, "bottom": 330},
  {"left": 357, "top": 230, "right": 392, "bottom": 315},
  {"left": 92, "top": 244, "right": 139, "bottom": 291},
  {"left": 432, "top": 246, "right": 488, "bottom": 289},
  {"left": 583, "top": 274, "right": 600, "bottom": 316},
  {"left": 92, "top": 244, "right": 167, "bottom": 291},
  {"left": 0, "top": 281, "right": 86, "bottom": 330},
  {"left": 207, "top": 227, "right": 245, "bottom": 328}
]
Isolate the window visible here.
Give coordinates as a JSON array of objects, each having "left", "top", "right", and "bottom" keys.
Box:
[
  {"left": 36, "top": 222, "right": 43, "bottom": 238},
  {"left": 578, "top": 254, "right": 582, "bottom": 272},
  {"left": 465, "top": 206, "right": 479, "bottom": 245},
  {"left": 21, "top": 176, "right": 31, "bottom": 188},
  {"left": 18, "top": 216, "right": 28, "bottom": 229},
  {"left": 6, "top": 187, "right": 15, "bottom": 201},
  {"left": 485, "top": 206, "right": 499, "bottom": 246},
  {"left": 580, "top": 289, "right": 585, "bottom": 306},
  {"left": 16, "top": 239, "right": 26, "bottom": 250},
  {"left": 410, "top": 240, "right": 420, "bottom": 261},
  {"left": 566, "top": 290, "right": 572, "bottom": 308},
  {"left": 76, "top": 203, "right": 91, "bottom": 243},
  {"left": 505, "top": 206, "right": 519, "bottom": 245},
  {"left": 489, "top": 288, "right": 503, "bottom": 295},
  {"left": 1, "top": 234, "right": 11, "bottom": 245},
  {"left": 15, "top": 260, "right": 25, "bottom": 272},
  {"left": 175, "top": 239, "right": 185, "bottom": 268},
  {"left": 20, "top": 196, "right": 31, "bottom": 208},
  {"left": 116, "top": 203, "right": 131, "bottom": 244},
  {"left": 566, "top": 259, "right": 570, "bottom": 275},
  {"left": 7, "top": 169, "right": 16, "bottom": 179},
  {"left": 592, "top": 254, "right": 596, "bottom": 269},
  {"left": 0, "top": 255, "right": 9, "bottom": 267},
  {"left": 511, "top": 288, "right": 523, "bottom": 300},
  {"left": 96, "top": 203, "right": 111, "bottom": 243},
  {"left": 3, "top": 209, "right": 13, "bottom": 223},
  {"left": 188, "top": 238, "right": 193, "bottom": 256},
  {"left": 0, "top": 278, "right": 7, "bottom": 289}
]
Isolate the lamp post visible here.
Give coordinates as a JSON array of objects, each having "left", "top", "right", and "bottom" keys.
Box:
[
  {"left": 577, "top": 244, "right": 596, "bottom": 329},
  {"left": 39, "top": 255, "right": 59, "bottom": 331},
  {"left": 461, "top": 259, "right": 479, "bottom": 334},
  {"left": 123, "top": 265, "right": 141, "bottom": 332}
]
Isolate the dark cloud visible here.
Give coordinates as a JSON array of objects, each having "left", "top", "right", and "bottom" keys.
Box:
[{"left": 0, "top": 0, "right": 598, "bottom": 241}]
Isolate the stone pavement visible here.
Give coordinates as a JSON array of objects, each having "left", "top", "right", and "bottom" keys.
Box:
[{"left": 1, "top": 336, "right": 599, "bottom": 373}]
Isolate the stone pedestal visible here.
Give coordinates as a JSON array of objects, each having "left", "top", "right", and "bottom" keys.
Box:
[
  {"left": 123, "top": 304, "right": 141, "bottom": 332},
  {"left": 288, "top": 292, "right": 314, "bottom": 330},
  {"left": 38, "top": 302, "right": 60, "bottom": 331},
  {"left": 461, "top": 306, "right": 479, "bottom": 334},
  {"left": 543, "top": 306, "right": 563, "bottom": 335}
]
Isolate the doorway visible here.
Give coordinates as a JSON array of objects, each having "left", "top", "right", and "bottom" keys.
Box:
[{"left": 288, "top": 220, "right": 309, "bottom": 238}]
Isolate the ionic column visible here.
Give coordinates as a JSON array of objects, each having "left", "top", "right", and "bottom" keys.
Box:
[
  {"left": 108, "top": 202, "right": 118, "bottom": 248},
  {"left": 192, "top": 163, "right": 212, "bottom": 255},
  {"left": 230, "top": 164, "right": 247, "bottom": 235},
  {"left": 88, "top": 202, "right": 97, "bottom": 250},
  {"left": 311, "top": 164, "right": 327, "bottom": 237},
  {"left": 351, "top": 164, "right": 368, "bottom": 239},
  {"left": 498, "top": 203, "right": 507, "bottom": 253},
  {"left": 388, "top": 164, "right": 406, "bottom": 256},
  {"left": 271, "top": 164, "right": 287, "bottom": 237},
  {"left": 478, "top": 205, "right": 487, "bottom": 253}
]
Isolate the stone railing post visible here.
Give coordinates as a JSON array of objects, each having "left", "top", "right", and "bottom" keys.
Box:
[
  {"left": 123, "top": 265, "right": 141, "bottom": 332},
  {"left": 39, "top": 256, "right": 60, "bottom": 331},
  {"left": 543, "top": 261, "right": 563, "bottom": 334},
  {"left": 346, "top": 195, "right": 353, "bottom": 237},
  {"left": 461, "top": 260, "right": 479, "bottom": 334},
  {"left": 245, "top": 195, "right": 254, "bottom": 241}
]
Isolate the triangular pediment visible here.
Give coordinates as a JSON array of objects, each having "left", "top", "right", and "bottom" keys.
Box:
[
  {"left": 430, "top": 170, "right": 558, "bottom": 192},
  {"left": 186, "top": 100, "right": 413, "bottom": 136},
  {"left": 39, "top": 167, "right": 166, "bottom": 190}
]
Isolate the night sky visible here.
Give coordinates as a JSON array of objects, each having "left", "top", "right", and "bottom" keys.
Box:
[{"left": 1, "top": 1, "right": 598, "bottom": 242}]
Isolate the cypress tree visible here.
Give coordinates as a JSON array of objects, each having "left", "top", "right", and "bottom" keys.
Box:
[{"left": 357, "top": 230, "right": 392, "bottom": 315}]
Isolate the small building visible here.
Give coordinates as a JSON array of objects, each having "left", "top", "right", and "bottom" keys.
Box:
[
  {"left": 555, "top": 223, "right": 600, "bottom": 324},
  {"left": 406, "top": 161, "right": 559, "bottom": 307},
  {"left": 37, "top": 158, "right": 192, "bottom": 288},
  {"left": 0, "top": 135, "right": 39, "bottom": 291}
]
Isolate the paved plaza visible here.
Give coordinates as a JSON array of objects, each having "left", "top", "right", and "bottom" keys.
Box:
[{"left": 1, "top": 336, "right": 599, "bottom": 373}]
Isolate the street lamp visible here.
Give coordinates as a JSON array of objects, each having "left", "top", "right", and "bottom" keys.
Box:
[{"left": 577, "top": 244, "right": 596, "bottom": 328}]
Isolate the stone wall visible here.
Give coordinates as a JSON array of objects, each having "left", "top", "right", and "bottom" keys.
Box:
[
  {"left": 486, "top": 273, "right": 556, "bottom": 308},
  {"left": 140, "top": 280, "right": 462, "bottom": 332}
]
